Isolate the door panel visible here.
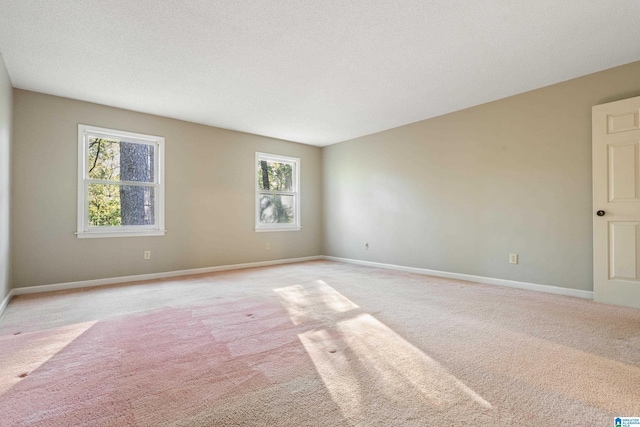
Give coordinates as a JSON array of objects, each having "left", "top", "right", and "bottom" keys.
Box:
[
  {"left": 593, "top": 96, "right": 640, "bottom": 308},
  {"left": 608, "top": 142, "right": 639, "bottom": 202},
  {"left": 609, "top": 222, "right": 640, "bottom": 281},
  {"left": 607, "top": 111, "right": 639, "bottom": 134}
]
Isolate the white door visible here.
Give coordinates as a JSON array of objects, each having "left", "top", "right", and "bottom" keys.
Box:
[{"left": 593, "top": 95, "right": 640, "bottom": 309}]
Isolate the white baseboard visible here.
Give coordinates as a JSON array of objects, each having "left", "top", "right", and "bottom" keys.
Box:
[
  {"left": 0, "top": 289, "right": 14, "bottom": 319},
  {"left": 10, "top": 256, "right": 323, "bottom": 297},
  {"left": 322, "top": 256, "right": 594, "bottom": 300}
]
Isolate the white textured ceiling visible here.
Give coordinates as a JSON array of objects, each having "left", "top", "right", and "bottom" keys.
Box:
[{"left": 1, "top": 1, "right": 640, "bottom": 146}]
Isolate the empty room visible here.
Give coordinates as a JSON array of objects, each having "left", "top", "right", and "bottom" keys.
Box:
[{"left": 1, "top": 1, "right": 640, "bottom": 426}]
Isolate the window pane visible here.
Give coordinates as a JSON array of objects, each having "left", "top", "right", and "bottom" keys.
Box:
[
  {"left": 88, "top": 137, "right": 155, "bottom": 183},
  {"left": 88, "top": 184, "right": 155, "bottom": 226},
  {"left": 259, "top": 194, "right": 295, "bottom": 224},
  {"left": 257, "top": 160, "right": 293, "bottom": 192},
  {"left": 88, "top": 184, "right": 122, "bottom": 226}
]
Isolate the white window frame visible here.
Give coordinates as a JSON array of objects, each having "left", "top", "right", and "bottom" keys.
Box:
[
  {"left": 77, "top": 124, "right": 165, "bottom": 238},
  {"left": 255, "top": 152, "right": 301, "bottom": 232}
]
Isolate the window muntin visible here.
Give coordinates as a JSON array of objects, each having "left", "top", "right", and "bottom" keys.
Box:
[
  {"left": 77, "top": 125, "right": 165, "bottom": 238},
  {"left": 255, "top": 152, "right": 300, "bottom": 231}
]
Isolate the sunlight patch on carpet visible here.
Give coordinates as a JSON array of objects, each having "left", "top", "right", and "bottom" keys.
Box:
[
  {"left": 276, "top": 281, "right": 491, "bottom": 422},
  {"left": 274, "top": 280, "right": 359, "bottom": 325},
  {"left": 0, "top": 320, "right": 97, "bottom": 396}
]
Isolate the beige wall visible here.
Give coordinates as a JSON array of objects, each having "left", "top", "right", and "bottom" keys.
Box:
[
  {"left": 12, "top": 90, "right": 322, "bottom": 288},
  {"left": 0, "top": 56, "right": 12, "bottom": 301},
  {"left": 322, "top": 60, "right": 640, "bottom": 292},
  {"left": 10, "top": 60, "right": 640, "bottom": 292}
]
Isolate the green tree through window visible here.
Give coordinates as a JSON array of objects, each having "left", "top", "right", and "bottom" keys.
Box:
[
  {"left": 256, "top": 153, "right": 300, "bottom": 231},
  {"left": 78, "top": 125, "right": 165, "bottom": 238},
  {"left": 87, "top": 138, "right": 154, "bottom": 226}
]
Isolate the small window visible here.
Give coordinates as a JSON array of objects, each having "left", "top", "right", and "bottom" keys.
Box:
[
  {"left": 77, "top": 125, "right": 165, "bottom": 238},
  {"left": 255, "top": 152, "right": 300, "bottom": 231}
]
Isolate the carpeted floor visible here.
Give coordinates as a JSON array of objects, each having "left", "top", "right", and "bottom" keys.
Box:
[{"left": 0, "top": 260, "right": 639, "bottom": 426}]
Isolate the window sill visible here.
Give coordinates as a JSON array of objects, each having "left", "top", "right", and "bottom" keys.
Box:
[
  {"left": 255, "top": 226, "right": 302, "bottom": 233},
  {"left": 76, "top": 230, "right": 166, "bottom": 238}
]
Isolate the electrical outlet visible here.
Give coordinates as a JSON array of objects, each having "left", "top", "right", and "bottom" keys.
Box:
[
  {"left": 144, "top": 250, "right": 151, "bottom": 260},
  {"left": 266, "top": 242, "right": 270, "bottom": 250},
  {"left": 364, "top": 242, "right": 369, "bottom": 250},
  {"left": 509, "top": 253, "right": 518, "bottom": 264}
]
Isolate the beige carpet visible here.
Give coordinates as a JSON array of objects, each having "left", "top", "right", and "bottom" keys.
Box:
[{"left": 0, "top": 260, "right": 639, "bottom": 426}]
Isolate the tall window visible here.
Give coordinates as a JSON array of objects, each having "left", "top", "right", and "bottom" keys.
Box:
[
  {"left": 77, "top": 125, "right": 165, "bottom": 238},
  {"left": 255, "top": 152, "right": 300, "bottom": 231}
]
